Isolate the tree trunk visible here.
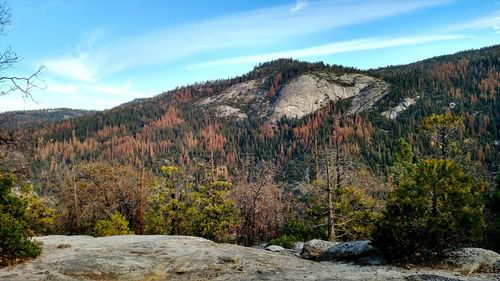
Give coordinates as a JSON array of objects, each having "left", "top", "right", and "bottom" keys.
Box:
[
  {"left": 326, "top": 156, "right": 335, "bottom": 241},
  {"left": 137, "top": 167, "right": 145, "bottom": 234},
  {"left": 72, "top": 167, "right": 79, "bottom": 232}
]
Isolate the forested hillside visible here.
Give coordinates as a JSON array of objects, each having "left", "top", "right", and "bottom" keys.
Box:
[
  {"left": 14, "top": 45, "right": 498, "bottom": 182},
  {"left": 0, "top": 108, "right": 97, "bottom": 129},
  {"left": 1, "top": 45, "right": 499, "bottom": 266}
]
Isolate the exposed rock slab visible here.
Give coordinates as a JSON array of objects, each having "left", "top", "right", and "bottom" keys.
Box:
[
  {"left": 273, "top": 73, "right": 389, "bottom": 121},
  {"left": 381, "top": 97, "right": 417, "bottom": 119},
  {"left": 444, "top": 247, "right": 500, "bottom": 275},
  {"left": 320, "top": 240, "right": 378, "bottom": 261},
  {"left": 407, "top": 274, "right": 463, "bottom": 281},
  {"left": 198, "top": 72, "right": 389, "bottom": 122},
  {"left": 265, "top": 245, "right": 285, "bottom": 252},
  {"left": 199, "top": 80, "right": 259, "bottom": 106},
  {"left": 1, "top": 235, "right": 497, "bottom": 281},
  {"left": 216, "top": 105, "right": 248, "bottom": 119},
  {"left": 301, "top": 239, "right": 339, "bottom": 260}
]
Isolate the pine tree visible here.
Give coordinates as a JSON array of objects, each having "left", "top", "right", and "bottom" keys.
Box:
[
  {"left": 0, "top": 174, "right": 41, "bottom": 266},
  {"left": 373, "top": 158, "right": 484, "bottom": 262}
]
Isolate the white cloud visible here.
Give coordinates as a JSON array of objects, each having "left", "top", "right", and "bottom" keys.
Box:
[
  {"left": 45, "top": 54, "right": 96, "bottom": 82},
  {"left": 446, "top": 10, "right": 500, "bottom": 33},
  {"left": 91, "top": 82, "right": 132, "bottom": 96},
  {"left": 0, "top": 96, "right": 42, "bottom": 112},
  {"left": 90, "top": 81, "right": 152, "bottom": 99},
  {"left": 290, "top": 0, "right": 308, "bottom": 13},
  {"left": 192, "top": 34, "right": 469, "bottom": 68},
  {"left": 47, "top": 82, "right": 80, "bottom": 95},
  {"left": 43, "top": 0, "right": 449, "bottom": 82},
  {"left": 33, "top": 0, "right": 455, "bottom": 111}
]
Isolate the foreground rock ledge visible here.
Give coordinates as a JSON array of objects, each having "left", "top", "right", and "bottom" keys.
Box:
[{"left": 1, "top": 235, "right": 498, "bottom": 281}]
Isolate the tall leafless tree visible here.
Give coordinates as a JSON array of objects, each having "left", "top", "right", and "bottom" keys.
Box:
[{"left": 233, "top": 157, "right": 286, "bottom": 245}]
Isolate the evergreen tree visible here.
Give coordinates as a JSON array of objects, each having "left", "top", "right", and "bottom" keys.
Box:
[
  {"left": 485, "top": 173, "right": 500, "bottom": 252},
  {"left": 94, "top": 212, "right": 133, "bottom": 237},
  {"left": 373, "top": 159, "right": 484, "bottom": 262},
  {"left": 0, "top": 174, "right": 41, "bottom": 266}
]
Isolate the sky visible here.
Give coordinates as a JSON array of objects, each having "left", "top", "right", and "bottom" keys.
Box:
[{"left": 1, "top": 0, "right": 499, "bottom": 112}]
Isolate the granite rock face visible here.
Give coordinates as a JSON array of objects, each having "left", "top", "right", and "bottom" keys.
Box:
[
  {"left": 1, "top": 235, "right": 498, "bottom": 281},
  {"left": 198, "top": 72, "right": 389, "bottom": 122},
  {"left": 319, "top": 240, "right": 378, "bottom": 261},
  {"left": 444, "top": 247, "right": 500, "bottom": 275},
  {"left": 300, "top": 239, "right": 338, "bottom": 260},
  {"left": 381, "top": 97, "right": 417, "bottom": 119},
  {"left": 271, "top": 73, "right": 389, "bottom": 121}
]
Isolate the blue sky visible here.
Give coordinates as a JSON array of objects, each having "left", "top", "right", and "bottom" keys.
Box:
[{"left": 1, "top": 0, "right": 499, "bottom": 112}]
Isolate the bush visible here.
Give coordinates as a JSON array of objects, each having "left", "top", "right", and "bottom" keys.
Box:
[
  {"left": 485, "top": 174, "right": 500, "bottom": 252},
  {"left": 0, "top": 213, "right": 41, "bottom": 266},
  {"left": 94, "top": 212, "right": 133, "bottom": 237},
  {"left": 145, "top": 167, "right": 238, "bottom": 242},
  {"left": 268, "top": 234, "right": 299, "bottom": 249},
  {"left": 20, "top": 183, "right": 56, "bottom": 236},
  {"left": 267, "top": 218, "right": 326, "bottom": 248},
  {"left": 0, "top": 174, "right": 41, "bottom": 266},
  {"left": 373, "top": 159, "right": 484, "bottom": 263},
  {"left": 283, "top": 218, "right": 325, "bottom": 242}
]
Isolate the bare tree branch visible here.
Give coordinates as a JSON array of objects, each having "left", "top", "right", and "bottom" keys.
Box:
[
  {"left": 0, "top": 3, "right": 44, "bottom": 99},
  {"left": 0, "top": 2, "right": 10, "bottom": 35},
  {"left": 0, "top": 65, "right": 45, "bottom": 98}
]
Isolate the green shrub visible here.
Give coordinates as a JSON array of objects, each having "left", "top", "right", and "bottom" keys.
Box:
[
  {"left": 0, "top": 174, "right": 41, "bottom": 266},
  {"left": 0, "top": 213, "right": 41, "bottom": 266},
  {"left": 145, "top": 167, "right": 238, "bottom": 242},
  {"left": 94, "top": 212, "right": 133, "bottom": 237},
  {"left": 283, "top": 218, "right": 324, "bottom": 242},
  {"left": 268, "top": 234, "right": 299, "bottom": 249},
  {"left": 373, "top": 159, "right": 484, "bottom": 263},
  {"left": 485, "top": 174, "right": 500, "bottom": 252},
  {"left": 20, "top": 183, "right": 56, "bottom": 236}
]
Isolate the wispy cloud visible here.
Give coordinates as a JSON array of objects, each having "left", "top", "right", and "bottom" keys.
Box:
[
  {"left": 191, "top": 34, "right": 469, "bottom": 68},
  {"left": 445, "top": 10, "right": 500, "bottom": 33},
  {"left": 46, "top": 81, "right": 80, "bottom": 95},
  {"left": 43, "top": 0, "right": 449, "bottom": 82},
  {"left": 290, "top": 0, "right": 308, "bottom": 13},
  {"left": 90, "top": 81, "right": 152, "bottom": 98},
  {"left": 45, "top": 54, "right": 96, "bottom": 82}
]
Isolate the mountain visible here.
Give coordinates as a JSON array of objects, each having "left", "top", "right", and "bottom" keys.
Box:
[
  {"left": 197, "top": 72, "right": 389, "bottom": 121},
  {"left": 7, "top": 45, "right": 499, "bottom": 183},
  {"left": 0, "top": 108, "right": 97, "bottom": 129}
]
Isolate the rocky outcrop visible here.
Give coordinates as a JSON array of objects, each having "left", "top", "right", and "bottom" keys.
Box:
[
  {"left": 407, "top": 274, "right": 463, "bottom": 281},
  {"left": 265, "top": 245, "right": 285, "bottom": 252},
  {"left": 444, "top": 247, "right": 500, "bottom": 275},
  {"left": 381, "top": 97, "right": 417, "bottom": 119},
  {"left": 300, "top": 239, "right": 338, "bottom": 260},
  {"left": 272, "top": 73, "right": 389, "bottom": 121},
  {"left": 347, "top": 78, "right": 390, "bottom": 115},
  {"left": 1, "top": 235, "right": 497, "bottom": 281},
  {"left": 198, "top": 72, "right": 389, "bottom": 122},
  {"left": 199, "top": 80, "right": 259, "bottom": 106},
  {"left": 319, "top": 240, "right": 379, "bottom": 261},
  {"left": 216, "top": 105, "right": 248, "bottom": 119},
  {"left": 293, "top": 242, "right": 304, "bottom": 253},
  {"left": 302, "top": 239, "right": 383, "bottom": 265}
]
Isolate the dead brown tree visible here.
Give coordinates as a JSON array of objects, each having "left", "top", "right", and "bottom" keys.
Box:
[{"left": 233, "top": 158, "right": 286, "bottom": 245}]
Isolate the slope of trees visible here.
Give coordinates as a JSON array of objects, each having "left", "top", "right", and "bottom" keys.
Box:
[
  {"left": 1, "top": 33, "right": 499, "bottom": 263},
  {"left": 16, "top": 45, "right": 497, "bottom": 189}
]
